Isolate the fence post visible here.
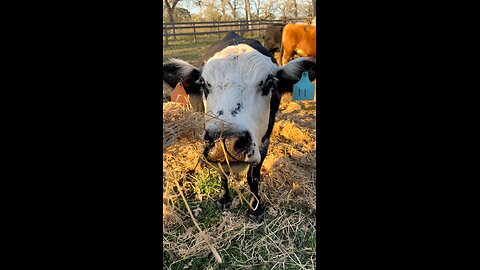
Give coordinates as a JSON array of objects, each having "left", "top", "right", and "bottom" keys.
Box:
[
  {"left": 217, "top": 22, "right": 220, "bottom": 40},
  {"left": 164, "top": 24, "right": 169, "bottom": 47},
  {"left": 172, "top": 22, "right": 176, "bottom": 40},
  {"left": 257, "top": 20, "right": 261, "bottom": 37},
  {"left": 193, "top": 23, "right": 197, "bottom": 44}
]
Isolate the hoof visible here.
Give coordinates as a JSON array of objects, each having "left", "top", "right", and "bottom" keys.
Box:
[
  {"left": 248, "top": 207, "right": 265, "bottom": 223},
  {"left": 216, "top": 200, "right": 231, "bottom": 210}
]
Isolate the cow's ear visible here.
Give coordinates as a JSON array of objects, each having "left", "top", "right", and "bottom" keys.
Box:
[
  {"left": 163, "top": 58, "right": 202, "bottom": 94},
  {"left": 276, "top": 57, "right": 316, "bottom": 94}
]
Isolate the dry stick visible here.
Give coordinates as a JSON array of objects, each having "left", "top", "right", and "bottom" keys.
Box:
[
  {"left": 213, "top": 154, "right": 251, "bottom": 210},
  {"left": 169, "top": 116, "right": 258, "bottom": 210},
  {"left": 200, "top": 145, "right": 256, "bottom": 211},
  {"left": 218, "top": 165, "right": 254, "bottom": 211},
  {"left": 173, "top": 179, "right": 223, "bottom": 263}
]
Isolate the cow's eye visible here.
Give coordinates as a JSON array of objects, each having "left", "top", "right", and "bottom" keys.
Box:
[
  {"left": 261, "top": 75, "right": 276, "bottom": 96},
  {"left": 201, "top": 79, "right": 210, "bottom": 97}
]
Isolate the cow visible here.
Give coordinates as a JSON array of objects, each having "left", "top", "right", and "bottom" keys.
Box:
[
  {"left": 163, "top": 31, "right": 316, "bottom": 222},
  {"left": 280, "top": 24, "right": 316, "bottom": 66},
  {"left": 262, "top": 24, "right": 285, "bottom": 55}
]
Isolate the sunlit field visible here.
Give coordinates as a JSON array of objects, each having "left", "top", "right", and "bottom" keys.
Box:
[{"left": 163, "top": 34, "right": 264, "bottom": 63}]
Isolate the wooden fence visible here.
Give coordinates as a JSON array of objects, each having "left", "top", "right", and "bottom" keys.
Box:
[{"left": 163, "top": 17, "right": 314, "bottom": 47}]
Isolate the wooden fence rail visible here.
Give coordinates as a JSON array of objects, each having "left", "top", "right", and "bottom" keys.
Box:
[{"left": 162, "top": 17, "right": 314, "bottom": 47}]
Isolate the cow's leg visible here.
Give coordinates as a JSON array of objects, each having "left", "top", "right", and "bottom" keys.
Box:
[
  {"left": 247, "top": 161, "right": 265, "bottom": 222},
  {"left": 281, "top": 47, "right": 295, "bottom": 66},
  {"left": 246, "top": 140, "right": 269, "bottom": 222},
  {"left": 216, "top": 174, "right": 231, "bottom": 210},
  {"left": 295, "top": 49, "right": 307, "bottom": 57}
]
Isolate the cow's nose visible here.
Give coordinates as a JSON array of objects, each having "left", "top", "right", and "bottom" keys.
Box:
[
  {"left": 232, "top": 131, "right": 251, "bottom": 153},
  {"left": 203, "top": 131, "right": 252, "bottom": 163},
  {"left": 203, "top": 131, "right": 214, "bottom": 142}
]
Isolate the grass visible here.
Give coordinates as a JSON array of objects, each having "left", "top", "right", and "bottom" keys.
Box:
[
  {"left": 163, "top": 34, "right": 264, "bottom": 63},
  {"left": 164, "top": 193, "right": 316, "bottom": 270}
]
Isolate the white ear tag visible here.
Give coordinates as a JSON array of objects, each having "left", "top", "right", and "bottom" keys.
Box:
[{"left": 292, "top": 71, "right": 315, "bottom": 101}]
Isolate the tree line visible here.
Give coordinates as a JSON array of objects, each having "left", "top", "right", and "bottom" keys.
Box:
[{"left": 163, "top": 0, "right": 315, "bottom": 23}]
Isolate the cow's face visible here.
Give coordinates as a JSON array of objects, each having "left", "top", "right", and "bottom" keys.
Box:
[
  {"left": 200, "top": 44, "right": 277, "bottom": 164},
  {"left": 163, "top": 44, "right": 315, "bottom": 168}
]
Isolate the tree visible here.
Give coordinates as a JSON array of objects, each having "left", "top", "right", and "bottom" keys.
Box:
[
  {"left": 260, "top": 0, "right": 275, "bottom": 20},
  {"left": 220, "top": 0, "right": 228, "bottom": 20},
  {"left": 252, "top": 0, "right": 260, "bottom": 19},
  {"left": 294, "top": 0, "right": 314, "bottom": 17},
  {"left": 226, "top": 0, "right": 241, "bottom": 20},
  {"left": 175, "top": 7, "right": 192, "bottom": 21},
  {"left": 244, "top": 0, "right": 252, "bottom": 30},
  {"left": 277, "top": 0, "right": 302, "bottom": 19},
  {"left": 164, "top": 0, "right": 182, "bottom": 23},
  {"left": 293, "top": 0, "right": 298, "bottom": 18},
  {"left": 201, "top": 0, "right": 223, "bottom": 21},
  {"left": 278, "top": 0, "right": 288, "bottom": 18},
  {"left": 164, "top": 0, "right": 182, "bottom": 39},
  {"left": 163, "top": 7, "right": 191, "bottom": 21}
]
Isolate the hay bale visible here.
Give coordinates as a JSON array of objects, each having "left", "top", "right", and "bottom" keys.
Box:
[{"left": 163, "top": 102, "right": 204, "bottom": 149}]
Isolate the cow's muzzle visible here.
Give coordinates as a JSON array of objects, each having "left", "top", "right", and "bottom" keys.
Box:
[{"left": 203, "top": 131, "right": 252, "bottom": 163}]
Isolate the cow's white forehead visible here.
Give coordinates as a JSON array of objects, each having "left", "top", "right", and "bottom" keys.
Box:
[{"left": 201, "top": 44, "right": 277, "bottom": 84}]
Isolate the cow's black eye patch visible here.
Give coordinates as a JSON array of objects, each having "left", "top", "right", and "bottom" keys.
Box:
[
  {"left": 201, "top": 78, "right": 210, "bottom": 98},
  {"left": 261, "top": 75, "right": 276, "bottom": 96}
]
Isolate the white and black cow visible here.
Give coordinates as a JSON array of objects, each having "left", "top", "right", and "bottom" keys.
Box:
[{"left": 163, "top": 31, "right": 315, "bottom": 222}]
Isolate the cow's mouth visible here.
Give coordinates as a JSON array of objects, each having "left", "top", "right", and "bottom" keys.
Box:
[
  {"left": 202, "top": 143, "right": 255, "bottom": 173},
  {"left": 203, "top": 135, "right": 250, "bottom": 163},
  {"left": 202, "top": 130, "right": 256, "bottom": 166}
]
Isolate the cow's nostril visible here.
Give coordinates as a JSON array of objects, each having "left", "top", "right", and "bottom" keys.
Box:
[
  {"left": 203, "top": 131, "right": 214, "bottom": 142},
  {"left": 233, "top": 131, "right": 252, "bottom": 152},
  {"left": 204, "top": 131, "right": 252, "bottom": 163}
]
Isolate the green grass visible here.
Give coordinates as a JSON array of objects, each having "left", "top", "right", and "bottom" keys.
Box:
[
  {"left": 164, "top": 168, "right": 316, "bottom": 270},
  {"left": 165, "top": 183, "right": 316, "bottom": 269},
  {"left": 163, "top": 34, "right": 264, "bottom": 63},
  {"left": 165, "top": 216, "right": 316, "bottom": 270}
]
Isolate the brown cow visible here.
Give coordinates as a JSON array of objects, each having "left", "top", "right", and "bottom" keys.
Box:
[{"left": 280, "top": 24, "right": 316, "bottom": 66}]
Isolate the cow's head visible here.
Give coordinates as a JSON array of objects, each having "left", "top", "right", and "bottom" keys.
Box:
[
  {"left": 163, "top": 44, "right": 315, "bottom": 170},
  {"left": 263, "top": 36, "right": 278, "bottom": 54}
]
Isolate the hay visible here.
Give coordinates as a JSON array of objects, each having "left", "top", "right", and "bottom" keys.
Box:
[
  {"left": 173, "top": 178, "right": 223, "bottom": 263},
  {"left": 163, "top": 102, "right": 205, "bottom": 149},
  {"left": 163, "top": 91, "right": 317, "bottom": 268}
]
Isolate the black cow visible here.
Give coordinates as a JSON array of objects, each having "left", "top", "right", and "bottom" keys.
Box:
[
  {"left": 163, "top": 31, "right": 315, "bottom": 222},
  {"left": 262, "top": 24, "right": 285, "bottom": 55}
]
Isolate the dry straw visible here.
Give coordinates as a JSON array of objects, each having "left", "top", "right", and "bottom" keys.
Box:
[{"left": 163, "top": 90, "right": 317, "bottom": 268}]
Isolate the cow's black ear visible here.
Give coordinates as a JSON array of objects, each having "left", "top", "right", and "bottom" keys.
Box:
[
  {"left": 163, "top": 59, "right": 202, "bottom": 94},
  {"left": 276, "top": 57, "right": 316, "bottom": 93}
]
